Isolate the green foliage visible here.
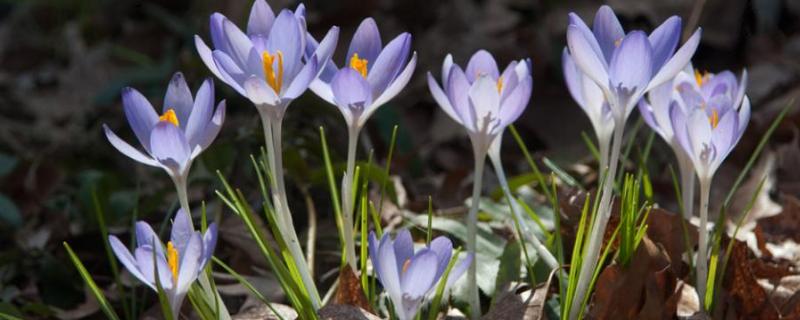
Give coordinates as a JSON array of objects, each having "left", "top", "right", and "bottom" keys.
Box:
[{"left": 62, "top": 242, "right": 121, "bottom": 320}]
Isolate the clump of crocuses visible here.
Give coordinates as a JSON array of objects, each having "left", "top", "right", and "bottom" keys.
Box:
[
  {"left": 103, "top": 72, "right": 226, "bottom": 221},
  {"left": 369, "top": 230, "right": 472, "bottom": 320},
  {"left": 109, "top": 209, "right": 218, "bottom": 316}
]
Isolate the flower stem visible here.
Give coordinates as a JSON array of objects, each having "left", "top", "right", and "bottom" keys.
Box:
[
  {"left": 569, "top": 116, "right": 626, "bottom": 320},
  {"left": 341, "top": 126, "right": 360, "bottom": 271},
  {"left": 172, "top": 175, "right": 193, "bottom": 229},
  {"left": 259, "top": 110, "right": 321, "bottom": 309},
  {"left": 467, "top": 147, "right": 487, "bottom": 320},
  {"left": 697, "top": 176, "right": 711, "bottom": 309},
  {"left": 488, "top": 151, "right": 558, "bottom": 270},
  {"left": 677, "top": 150, "right": 696, "bottom": 220}
]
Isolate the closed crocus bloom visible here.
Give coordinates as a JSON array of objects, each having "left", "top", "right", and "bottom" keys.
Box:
[
  {"left": 310, "top": 17, "right": 417, "bottom": 131},
  {"left": 671, "top": 69, "right": 749, "bottom": 181},
  {"left": 566, "top": 5, "right": 701, "bottom": 121},
  {"left": 194, "top": 0, "right": 338, "bottom": 120},
  {"left": 103, "top": 72, "right": 225, "bottom": 199},
  {"left": 109, "top": 209, "right": 218, "bottom": 316},
  {"left": 428, "top": 50, "right": 533, "bottom": 152},
  {"left": 368, "top": 230, "right": 472, "bottom": 320}
]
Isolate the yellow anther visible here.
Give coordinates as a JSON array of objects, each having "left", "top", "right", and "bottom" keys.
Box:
[
  {"left": 349, "top": 53, "right": 368, "bottom": 78},
  {"left": 159, "top": 109, "right": 179, "bottom": 127},
  {"left": 614, "top": 38, "right": 622, "bottom": 47},
  {"left": 496, "top": 77, "right": 504, "bottom": 93},
  {"left": 401, "top": 258, "right": 411, "bottom": 274},
  {"left": 166, "top": 241, "right": 179, "bottom": 284},
  {"left": 694, "top": 69, "right": 709, "bottom": 87},
  {"left": 262, "top": 50, "right": 284, "bottom": 93},
  {"left": 709, "top": 109, "right": 719, "bottom": 129}
]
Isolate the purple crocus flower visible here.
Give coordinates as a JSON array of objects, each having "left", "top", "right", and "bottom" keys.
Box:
[
  {"left": 369, "top": 230, "right": 472, "bottom": 320},
  {"left": 194, "top": 0, "right": 338, "bottom": 120},
  {"left": 103, "top": 72, "right": 226, "bottom": 183},
  {"left": 562, "top": 48, "right": 614, "bottom": 163},
  {"left": 309, "top": 17, "right": 416, "bottom": 131},
  {"left": 428, "top": 50, "right": 533, "bottom": 152},
  {"left": 670, "top": 68, "right": 750, "bottom": 181},
  {"left": 566, "top": 5, "right": 701, "bottom": 121},
  {"left": 109, "top": 209, "right": 218, "bottom": 316}
]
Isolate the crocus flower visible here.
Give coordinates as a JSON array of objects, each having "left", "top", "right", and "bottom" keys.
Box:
[
  {"left": 566, "top": 5, "right": 701, "bottom": 122},
  {"left": 368, "top": 230, "right": 472, "bottom": 320},
  {"left": 109, "top": 209, "right": 218, "bottom": 316},
  {"left": 194, "top": 0, "right": 338, "bottom": 120},
  {"left": 669, "top": 68, "right": 749, "bottom": 306},
  {"left": 309, "top": 17, "right": 417, "bottom": 131},
  {"left": 670, "top": 68, "right": 750, "bottom": 183},
  {"left": 428, "top": 50, "right": 533, "bottom": 152},
  {"left": 562, "top": 48, "right": 614, "bottom": 166},
  {"left": 103, "top": 72, "right": 225, "bottom": 192}
]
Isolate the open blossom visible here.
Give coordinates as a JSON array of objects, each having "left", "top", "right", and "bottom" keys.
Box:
[
  {"left": 103, "top": 72, "right": 225, "bottom": 181},
  {"left": 369, "top": 230, "right": 472, "bottom": 320},
  {"left": 309, "top": 17, "right": 417, "bottom": 130},
  {"left": 109, "top": 209, "right": 218, "bottom": 315},
  {"left": 566, "top": 5, "right": 701, "bottom": 121},
  {"left": 427, "top": 50, "right": 533, "bottom": 152},
  {"left": 194, "top": 0, "right": 338, "bottom": 119},
  {"left": 670, "top": 68, "right": 750, "bottom": 180}
]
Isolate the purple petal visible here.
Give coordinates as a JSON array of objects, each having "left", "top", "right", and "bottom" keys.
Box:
[
  {"left": 734, "top": 69, "right": 748, "bottom": 110},
  {"left": 647, "top": 28, "right": 702, "bottom": 92},
  {"left": 369, "top": 52, "right": 417, "bottom": 113},
  {"left": 648, "top": 16, "right": 681, "bottom": 70},
  {"left": 184, "top": 78, "right": 214, "bottom": 147},
  {"left": 367, "top": 33, "right": 411, "bottom": 98},
  {"left": 687, "top": 109, "right": 713, "bottom": 167},
  {"left": 670, "top": 102, "right": 692, "bottom": 158},
  {"left": 195, "top": 36, "right": 225, "bottom": 81},
  {"left": 393, "top": 230, "right": 414, "bottom": 274},
  {"left": 221, "top": 18, "right": 260, "bottom": 75},
  {"left": 468, "top": 75, "right": 501, "bottom": 125},
  {"left": 377, "top": 232, "right": 402, "bottom": 299},
  {"left": 446, "top": 253, "right": 473, "bottom": 288},
  {"left": 465, "top": 50, "right": 500, "bottom": 82},
  {"left": 347, "top": 18, "right": 382, "bottom": 66},
  {"left": 738, "top": 96, "right": 751, "bottom": 135},
  {"left": 135, "top": 221, "right": 163, "bottom": 254},
  {"left": 428, "top": 237, "right": 453, "bottom": 280},
  {"left": 310, "top": 26, "right": 340, "bottom": 80},
  {"left": 121, "top": 87, "right": 158, "bottom": 152},
  {"left": 176, "top": 233, "right": 203, "bottom": 294},
  {"left": 592, "top": 5, "right": 625, "bottom": 63},
  {"left": 498, "top": 76, "right": 532, "bottom": 127},
  {"left": 284, "top": 56, "right": 319, "bottom": 99},
  {"left": 195, "top": 101, "right": 225, "bottom": 150},
  {"left": 110, "top": 235, "right": 153, "bottom": 290},
  {"left": 400, "top": 249, "right": 438, "bottom": 298},
  {"left": 209, "top": 13, "right": 232, "bottom": 55},
  {"left": 331, "top": 68, "right": 372, "bottom": 125},
  {"left": 711, "top": 109, "right": 737, "bottom": 159},
  {"left": 149, "top": 121, "right": 191, "bottom": 172},
  {"left": 428, "top": 72, "right": 462, "bottom": 124},
  {"left": 608, "top": 31, "right": 653, "bottom": 91},
  {"left": 368, "top": 232, "right": 382, "bottom": 281},
  {"left": 567, "top": 12, "right": 606, "bottom": 67},
  {"left": 562, "top": 49, "right": 585, "bottom": 107},
  {"left": 134, "top": 247, "right": 173, "bottom": 290},
  {"left": 247, "top": 0, "right": 275, "bottom": 37},
  {"left": 211, "top": 50, "right": 247, "bottom": 95},
  {"left": 447, "top": 66, "right": 474, "bottom": 131},
  {"left": 201, "top": 223, "right": 218, "bottom": 268},
  {"left": 267, "top": 10, "right": 304, "bottom": 82},
  {"left": 170, "top": 209, "right": 194, "bottom": 255},
  {"left": 163, "top": 72, "right": 194, "bottom": 126},
  {"left": 566, "top": 25, "right": 609, "bottom": 92},
  {"left": 442, "top": 54, "right": 454, "bottom": 85},
  {"left": 103, "top": 125, "right": 159, "bottom": 167},
  {"left": 243, "top": 76, "right": 279, "bottom": 106}
]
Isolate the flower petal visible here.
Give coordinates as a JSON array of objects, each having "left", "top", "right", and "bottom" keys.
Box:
[
  {"left": 566, "top": 24, "right": 609, "bottom": 92},
  {"left": 176, "top": 233, "right": 203, "bottom": 294},
  {"left": 646, "top": 28, "right": 702, "bottom": 92},
  {"left": 331, "top": 68, "right": 372, "bottom": 126},
  {"left": 170, "top": 209, "right": 194, "bottom": 255},
  {"left": 497, "top": 76, "right": 532, "bottom": 128},
  {"left": 369, "top": 51, "right": 417, "bottom": 114},
  {"left": 563, "top": 49, "right": 585, "bottom": 107},
  {"left": 243, "top": 76, "right": 280, "bottom": 106},
  {"left": 134, "top": 247, "right": 173, "bottom": 290},
  {"left": 185, "top": 78, "right": 214, "bottom": 147},
  {"left": 648, "top": 16, "right": 681, "bottom": 70},
  {"left": 122, "top": 87, "right": 158, "bottom": 151},
  {"left": 592, "top": 5, "right": 624, "bottom": 63},
  {"left": 110, "top": 235, "right": 153, "bottom": 290},
  {"left": 212, "top": 50, "right": 247, "bottom": 95},
  {"left": 465, "top": 50, "right": 499, "bottom": 82},
  {"left": 377, "top": 233, "right": 402, "bottom": 301},
  {"left": 284, "top": 56, "right": 319, "bottom": 99},
  {"left": 221, "top": 18, "right": 260, "bottom": 76},
  {"left": 103, "top": 125, "right": 159, "bottom": 167},
  {"left": 195, "top": 36, "right": 225, "bottom": 81},
  {"left": 347, "top": 18, "right": 382, "bottom": 65},
  {"left": 194, "top": 101, "right": 225, "bottom": 150},
  {"left": 267, "top": 10, "right": 304, "bottom": 82},
  {"left": 468, "top": 75, "right": 501, "bottom": 126},
  {"left": 428, "top": 72, "right": 461, "bottom": 125},
  {"left": 201, "top": 223, "right": 218, "bottom": 268},
  {"left": 247, "top": 0, "right": 275, "bottom": 37},
  {"left": 428, "top": 236, "right": 453, "bottom": 280},
  {"left": 400, "top": 249, "right": 438, "bottom": 298},
  {"left": 149, "top": 122, "right": 191, "bottom": 173},
  {"left": 366, "top": 33, "right": 411, "bottom": 98},
  {"left": 446, "top": 253, "right": 473, "bottom": 288},
  {"left": 608, "top": 31, "right": 653, "bottom": 92},
  {"left": 447, "top": 66, "right": 475, "bottom": 131},
  {"left": 393, "top": 229, "right": 414, "bottom": 274},
  {"left": 163, "top": 72, "right": 194, "bottom": 126}
]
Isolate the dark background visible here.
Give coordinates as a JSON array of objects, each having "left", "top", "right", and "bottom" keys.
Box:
[{"left": 1, "top": 0, "right": 799, "bottom": 317}]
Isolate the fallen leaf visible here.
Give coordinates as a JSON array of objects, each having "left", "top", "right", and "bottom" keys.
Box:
[{"left": 333, "top": 265, "right": 372, "bottom": 312}]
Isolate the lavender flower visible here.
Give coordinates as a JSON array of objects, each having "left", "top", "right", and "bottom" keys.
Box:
[
  {"left": 109, "top": 209, "right": 218, "bottom": 316},
  {"left": 670, "top": 69, "right": 750, "bottom": 179},
  {"left": 103, "top": 72, "right": 225, "bottom": 218},
  {"left": 428, "top": 50, "right": 532, "bottom": 152},
  {"left": 194, "top": 0, "right": 338, "bottom": 120},
  {"left": 566, "top": 5, "right": 701, "bottom": 121},
  {"left": 369, "top": 230, "right": 472, "bottom": 320},
  {"left": 309, "top": 17, "right": 417, "bottom": 131}
]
